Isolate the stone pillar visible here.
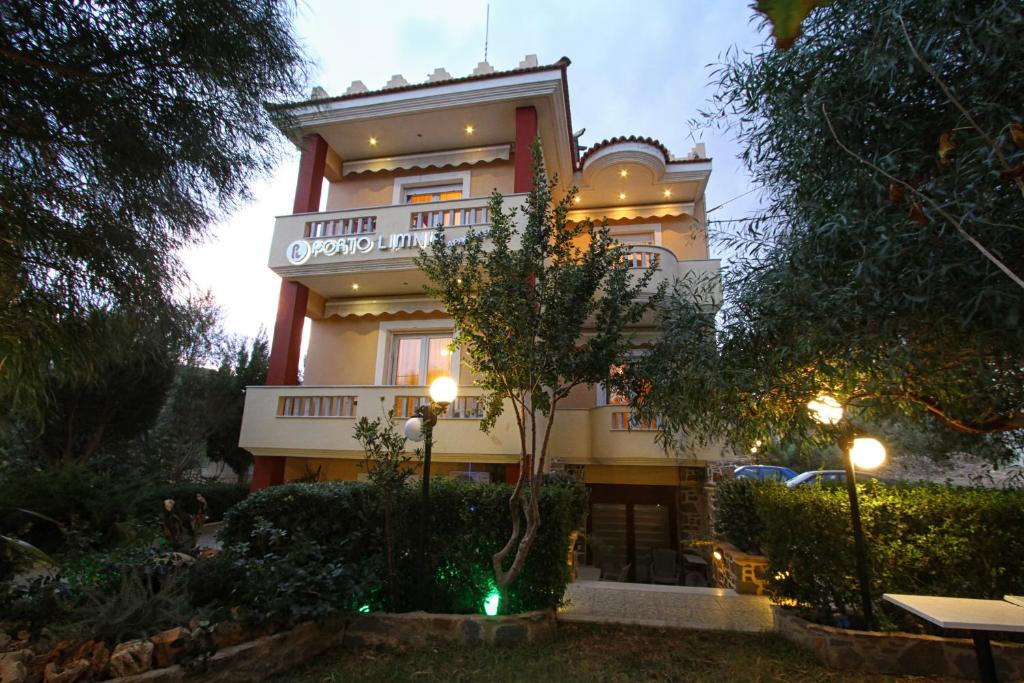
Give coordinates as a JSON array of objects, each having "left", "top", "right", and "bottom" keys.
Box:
[
  {"left": 252, "top": 133, "right": 328, "bottom": 492},
  {"left": 513, "top": 106, "right": 538, "bottom": 193}
]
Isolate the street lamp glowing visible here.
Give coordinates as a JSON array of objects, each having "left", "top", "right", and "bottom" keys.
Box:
[
  {"left": 429, "top": 376, "right": 457, "bottom": 405},
  {"left": 807, "top": 395, "right": 844, "bottom": 425},
  {"left": 849, "top": 437, "right": 886, "bottom": 470}
]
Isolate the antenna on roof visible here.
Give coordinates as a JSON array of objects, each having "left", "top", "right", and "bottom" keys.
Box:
[{"left": 484, "top": 4, "right": 490, "bottom": 62}]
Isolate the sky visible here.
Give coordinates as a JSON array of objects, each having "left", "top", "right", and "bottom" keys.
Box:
[{"left": 180, "top": 0, "right": 768, "bottom": 340}]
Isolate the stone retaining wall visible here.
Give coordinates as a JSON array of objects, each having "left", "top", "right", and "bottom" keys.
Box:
[
  {"left": 775, "top": 608, "right": 1024, "bottom": 680},
  {"left": 100, "top": 610, "right": 555, "bottom": 683}
]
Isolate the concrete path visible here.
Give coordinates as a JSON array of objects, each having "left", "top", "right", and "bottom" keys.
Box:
[{"left": 559, "top": 580, "right": 775, "bottom": 633}]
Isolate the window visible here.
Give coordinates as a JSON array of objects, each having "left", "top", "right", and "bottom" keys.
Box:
[
  {"left": 404, "top": 184, "right": 463, "bottom": 204},
  {"left": 390, "top": 334, "right": 455, "bottom": 385}
]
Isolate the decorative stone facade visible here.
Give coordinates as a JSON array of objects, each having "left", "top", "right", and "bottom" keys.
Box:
[
  {"left": 677, "top": 467, "right": 706, "bottom": 541},
  {"left": 710, "top": 540, "right": 770, "bottom": 596},
  {"left": 776, "top": 608, "right": 1024, "bottom": 680}
]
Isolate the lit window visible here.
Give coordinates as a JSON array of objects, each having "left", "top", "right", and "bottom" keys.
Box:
[
  {"left": 404, "top": 184, "right": 464, "bottom": 204},
  {"left": 391, "top": 334, "right": 455, "bottom": 385}
]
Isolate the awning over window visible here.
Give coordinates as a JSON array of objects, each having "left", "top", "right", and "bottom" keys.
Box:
[
  {"left": 323, "top": 296, "right": 445, "bottom": 318},
  {"left": 567, "top": 202, "right": 695, "bottom": 223},
  {"left": 342, "top": 144, "right": 511, "bottom": 176}
]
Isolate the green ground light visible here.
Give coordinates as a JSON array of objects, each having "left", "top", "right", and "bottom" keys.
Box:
[
  {"left": 358, "top": 604, "right": 371, "bottom": 613},
  {"left": 483, "top": 586, "right": 500, "bottom": 616}
]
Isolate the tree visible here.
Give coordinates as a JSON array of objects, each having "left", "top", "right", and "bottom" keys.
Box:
[
  {"left": 0, "top": 0, "right": 306, "bottom": 420},
  {"left": 637, "top": 0, "right": 1024, "bottom": 455},
  {"left": 353, "top": 401, "right": 416, "bottom": 612},
  {"left": 205, "top": 332, "right": 270, "bottom": 478},
  {"left": 2, "top": 292, "right": 223, "bottom": 468},
  {"left": 418, "top": 143, "right": 657, "bottom": 599}
]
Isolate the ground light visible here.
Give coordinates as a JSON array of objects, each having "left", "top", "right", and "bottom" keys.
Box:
[
  {"left": 483, "top": 586, "right": 501, "bottom": 616},
  {"left": 358, "top": 604, "right": 370, "bottom": 613}
]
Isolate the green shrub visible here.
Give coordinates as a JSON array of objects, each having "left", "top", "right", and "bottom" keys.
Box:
[
  {"left": 219, "top": 474, "right": 587, "bottom": 615},
  {"left": 713, "top": 478, "right": 768, "bottom": 553},
  {"left": 0, "top": 465, "right": 127, "bottom": 552},
  {"left": 0, "top": 467, "right": 247, "bottom": 555},
  {"left": 743, "top": 483, "right": 1024, "bottom": 627}
]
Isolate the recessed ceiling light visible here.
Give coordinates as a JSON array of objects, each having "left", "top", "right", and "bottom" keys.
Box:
[
  {"left": 465, "top": 125, "right": 475, "bottom": 134},
  {"left": 352, "top": 283, "right": 360, "bottom": 290},
  {"left": 368, "top": 137, "right": 377, "bottom": 146},
  {"left": 619, "top": 169, "right": 628, "bottom": 178},
  {"left": 573, "top": 196, "right": 581, "bottom": 204},
  {"left": 663, "top": 189, "right": 672, "bottom": 198},
  {"left": 618, "top": 192, "right": 626, "bottom": 200}
]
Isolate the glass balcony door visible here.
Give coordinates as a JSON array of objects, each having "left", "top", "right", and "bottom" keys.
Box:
[{"left": 391, "top": 334, "right": 454, "bottom": 385}]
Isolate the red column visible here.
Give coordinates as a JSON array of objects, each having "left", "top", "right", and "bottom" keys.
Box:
[
  {"left": 252, "top": 133, "right": 328, "bottom": 492},
  {"left": 514, "top": 106, "right": 538, "bottom": 193}
]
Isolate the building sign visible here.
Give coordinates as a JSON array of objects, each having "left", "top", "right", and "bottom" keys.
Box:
[{"left": 286, "top": 229, "right": 488, "bottom": 266}]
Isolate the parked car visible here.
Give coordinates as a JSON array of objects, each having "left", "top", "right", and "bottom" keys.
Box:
[
  {"left": 785, "top": 470, "right": 890, "bottom": 488},
  {"left": 734, "top": 465, "right": 798, "bottom": 482}
]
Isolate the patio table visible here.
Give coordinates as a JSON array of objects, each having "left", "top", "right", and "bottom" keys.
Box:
[{"left": 883, "top": 593, "right": 1024, "bottom": 683}]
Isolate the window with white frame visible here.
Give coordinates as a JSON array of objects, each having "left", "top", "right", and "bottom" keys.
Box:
[
  {"left": 404, "top": 184, "right": 463, "bottom": 204},
  {"left": 389, "top": 333, "right": 455, "bottom": 385}
]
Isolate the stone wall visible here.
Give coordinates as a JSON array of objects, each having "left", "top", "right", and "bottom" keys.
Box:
[
  {"left": 677, "top": 467, "right": 706, "bottom": 541},
  {"left": 2, "top": 611, "right": 555, "bottom": 683},
  {"left": 710, "top": 540, "right": 769, "bottom": 596},
  {"left": 775, "top": 608, "right": 1024, "bottom": 680}
]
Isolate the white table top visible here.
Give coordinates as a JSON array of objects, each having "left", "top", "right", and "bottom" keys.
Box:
[{"left": 883, "top": 594, "right": 1024, "bottom": 632}]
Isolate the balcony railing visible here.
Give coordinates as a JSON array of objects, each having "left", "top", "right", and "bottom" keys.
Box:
[
  {"left": 624, "top": 247, "right": 660, "bottom": 269},
  {"left": 304, "top": 215, "right": 377, "bottom": 238},
  {"left": 392, "top": 394, "right": 483, "bottom": 419},
  {"left": 609, "top": 411, "right": 664, "bottom": 431},
  {"left": 409, "top": 206, "right": 490, "bottom": 230},
  {"left": 277, "top": 394, "right": 358, "bottom": 417}
]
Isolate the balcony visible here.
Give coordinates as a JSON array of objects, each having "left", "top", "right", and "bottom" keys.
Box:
[
  {"left": 240, "top": 385, "right": 522, "bottom": 460},
  {"left": 240, "top": 385, "right": 725, "bottom": 465},
  {"left": 623, "top": 245, "right": 721, "bottom": 305},
  {"left": 268, "top": 196, "right": 718, "bottom": 304},
  {"left": 268, "top": 195, "right": 529, "bottom": 296}
]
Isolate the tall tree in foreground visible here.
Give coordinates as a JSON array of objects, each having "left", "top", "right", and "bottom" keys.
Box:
[
  {"left": 635, "top": 0, "right": 1024, "bottom": 456},
  {"left": 418, "top": 145, "right": 656, "bottom": 599},
  {"left": 0, "top": 0, "right": 306, "bottom": 420}
]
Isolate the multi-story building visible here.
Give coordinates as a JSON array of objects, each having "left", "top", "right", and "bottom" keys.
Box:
[{"left": 239, "top": 55, "right": 727, "bottom": 580}]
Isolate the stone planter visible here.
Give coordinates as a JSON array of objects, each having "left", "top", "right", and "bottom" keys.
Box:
[
  {"left": 775, "top": 608, "right": 1024, "bottom": 680},
  {"left": 101, "top": 610, "right": 556, "bottom": 683}
]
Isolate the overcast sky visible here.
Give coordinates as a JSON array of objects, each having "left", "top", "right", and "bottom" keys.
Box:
[{"left": 180, "top": 0, "right": 768, "bottom": 340}]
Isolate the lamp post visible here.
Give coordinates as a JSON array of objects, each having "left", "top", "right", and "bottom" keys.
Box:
[
  {"left": 807, "top": 395, "right": 887, "bottom": 629},
  {"left": 404, "top": 375, "right": 457, "bottom": 610}
]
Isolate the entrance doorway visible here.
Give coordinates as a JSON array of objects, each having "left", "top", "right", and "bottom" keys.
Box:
[{"left": 586, "top": 484, "right": 678, "bottom": 582}]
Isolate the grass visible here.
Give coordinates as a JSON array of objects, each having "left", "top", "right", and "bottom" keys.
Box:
[{"left": 275, "top": 622, "right": 950, "bottom": 682}]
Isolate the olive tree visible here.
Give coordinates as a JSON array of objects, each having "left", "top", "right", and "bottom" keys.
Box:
[
  {"left": 632, "top": 0, "right": 1024, "bottom": 457},
  {"left": 418, "top": 143, "right": 656, "bottom": 596},
  {"left": 0, "top": 0, "right": 306, "bottom": 420}
]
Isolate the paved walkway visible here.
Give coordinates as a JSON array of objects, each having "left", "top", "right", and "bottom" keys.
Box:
[{"left": 559, "top": 580, "right": 775, "bottom": 633}]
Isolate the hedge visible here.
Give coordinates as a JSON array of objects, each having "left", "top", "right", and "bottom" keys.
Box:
[
  {"left": 217, "top": 474, "right": 588, "bottom": 616},
  {"left": 713, "top": 479, "right": 1024, "bottom": 627},
  {"left": 0, "top": 464, "right": 247, "bottom": 553}
]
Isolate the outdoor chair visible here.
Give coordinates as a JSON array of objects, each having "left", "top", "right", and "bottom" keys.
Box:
[
  {"left": 603, "top": 562, "right": 631, "bottom": 582},
  {"left": 650, "top": 548, "right": 680, "bottom": 585}
]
